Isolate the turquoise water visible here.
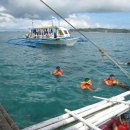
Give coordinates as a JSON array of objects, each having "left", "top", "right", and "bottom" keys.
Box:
[{"left": 0, "top": 31, "right": 130, "bottom": 129}]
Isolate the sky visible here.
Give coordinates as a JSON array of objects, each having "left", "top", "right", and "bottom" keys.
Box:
[{"left": 0, "top": 0, "right": 130, "bottom": 30}]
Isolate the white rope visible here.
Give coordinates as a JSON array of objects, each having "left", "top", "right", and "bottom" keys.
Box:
[{"left": 101, "top": 50, "right": 130, "bottom": 79}]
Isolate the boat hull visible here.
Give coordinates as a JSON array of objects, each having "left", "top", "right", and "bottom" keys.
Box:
[{"left": 26, "top": 37, "right": 79, "bottom": 46}]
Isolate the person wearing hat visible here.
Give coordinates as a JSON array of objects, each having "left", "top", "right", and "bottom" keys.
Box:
[
  {"left": 80, "top": 78, "right": 92, "bottom": 90},
  {"left": 52, "top": 66, "right": 63, "bottom": 76}
]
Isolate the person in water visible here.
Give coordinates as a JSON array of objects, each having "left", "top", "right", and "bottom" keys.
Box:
[
  {"left": 103, "top": 74, "right": 130, "bottom": 90},
  {"left": 103, "top": 74, "right": 119, "bottom": 86},
  {"left": 52, "top": 66, "right": 63, "bottom": 76},
  {"left": 80, "top": 78, "right": 92, "bottom": 90}
]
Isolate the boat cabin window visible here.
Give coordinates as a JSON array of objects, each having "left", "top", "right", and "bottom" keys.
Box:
[
  {"left": 58, "top": 30, "right": 64, "bottom": 35},
  {"left": 64, "top": 30, "right": 68, "bottom": 34}
]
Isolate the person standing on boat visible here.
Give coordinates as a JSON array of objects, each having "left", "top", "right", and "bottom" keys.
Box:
[
  {"left": 52, "top": 66, "right": 63, "bottom": 76},
  {"left": 54, "top": 32, "right": 57, "bottom": 38},
  {"left": 80, "top": 78, "right": 92, "bottom": 90}
]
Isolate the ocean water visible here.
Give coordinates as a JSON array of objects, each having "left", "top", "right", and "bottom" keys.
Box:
[{"left": 0, "top": 31, "right": 130, "bottom": 129}]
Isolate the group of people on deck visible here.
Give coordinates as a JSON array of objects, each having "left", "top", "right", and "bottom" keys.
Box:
[
  {"left": 52, "top": 66, "right": 129, "bottom": 91},
  {"left": 26, "top": 28, "right": 59, "bottom": 39}
]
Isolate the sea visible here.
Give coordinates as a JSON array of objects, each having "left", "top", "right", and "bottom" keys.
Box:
[{"left": 0, "top": 31, "right": 130, "bottom": 129}]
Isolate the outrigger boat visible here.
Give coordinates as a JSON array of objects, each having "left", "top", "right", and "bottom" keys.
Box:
[
  {"left": 25, "top": 26, "right": 79, "bottom": 46},
  {"left": 23, "top": 91, "right": 130, "bottom": 130}
]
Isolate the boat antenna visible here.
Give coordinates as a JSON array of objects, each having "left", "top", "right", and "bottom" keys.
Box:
[
  {"left": 40, "top": 0, "right": 130, "bottom": 80},
  {"left": 58, "top": 17, "right": 60, "bottom": 27},
  {"left": 32, "top": 19, "right": 34, "bottom": 29},
  {"left": 51, "top": 16, "right": 54, "bottom": 27}
]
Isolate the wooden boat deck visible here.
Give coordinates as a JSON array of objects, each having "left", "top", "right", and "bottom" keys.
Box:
[{"left": 0, "top": 104, "right": 19, "bottom": 130}]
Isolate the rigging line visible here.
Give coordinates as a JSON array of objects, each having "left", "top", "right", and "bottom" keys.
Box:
[
  {"left": 105, "top": 52, "right": 130, "bottom": 79},
  {"left": 40, "top": 0, "right": 130, "bottom": 80}
]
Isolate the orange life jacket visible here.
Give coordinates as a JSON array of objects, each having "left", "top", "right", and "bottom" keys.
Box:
[
  {"left": 53, "top": 69, "right": 63, "bottom": 76},
  {"left": 103, "top": 77, "right": 116, "bottom": 86},
  {"left": 80, "top": 80, "right": 92, "bottom": 90}
]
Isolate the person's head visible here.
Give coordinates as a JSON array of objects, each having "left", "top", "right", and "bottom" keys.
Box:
[
  {"left": 84, "top": 78, "right": 92, "bottom": 85},
  {"left": 120, "top": 113, "right": 129, "bottom": 126},
  {"left": 109, "top": 74, "right": 115, "bottom": 79},
  {"left": 56, "top": 66, "right": 60, "bottom": 70},
  {"left": 121, "top": 113, "right": 129, "bottom": 120},
  {"left": 84, "top": 78, "right": 90, "bottom": 82}
]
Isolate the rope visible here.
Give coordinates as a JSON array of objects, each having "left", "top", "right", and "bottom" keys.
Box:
[{"left": 40, "top": 0, "right": 130, "bottom": 80}]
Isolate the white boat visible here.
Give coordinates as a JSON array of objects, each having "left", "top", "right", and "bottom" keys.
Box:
[
  {"left": 23, "top": 91, "right": 130, "bottom": 130},
  {"left": 25, "top": 26, "right": 79, "bottom": 46}
]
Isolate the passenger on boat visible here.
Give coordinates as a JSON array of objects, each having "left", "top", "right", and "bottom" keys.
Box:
[
  {"left": 45, "top": 32, "right": 51, "bottom": 38},
  {"left": 112, "top": 114, "right": 129, "bottom": 130},
  {"left": 100, "top": 113, "right": 130, "bottom": 130},
  {"left": 52, "top": 66, "right": 63, "bottom": 76},
  {"left": 54, "top": 32, "right": 57, "bottom": 38},
  {"left": 80, "top": 78, "right": 92, "bottom": 90}
]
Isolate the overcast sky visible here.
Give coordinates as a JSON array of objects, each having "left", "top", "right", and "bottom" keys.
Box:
[{"left": 0, "top": 0, "right": 130, "bottom": 30}]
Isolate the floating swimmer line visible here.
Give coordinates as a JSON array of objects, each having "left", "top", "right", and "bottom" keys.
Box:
[{"left": 40, "top": 0, "right": 130, "bottom": 80}]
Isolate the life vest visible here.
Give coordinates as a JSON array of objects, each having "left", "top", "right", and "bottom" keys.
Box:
[
  {"left": 80, "top": 80, "right": 92, "bottom": 90},
  {"left": 103, "top": 77, "right": 117, "bottom": 86},
  {"left": 53, "top": 69, "right": 63, "bottom": 76}
]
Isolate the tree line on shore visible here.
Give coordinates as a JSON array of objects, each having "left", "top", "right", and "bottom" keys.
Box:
[{"left": 70, "top": 28, "right": 130, "bottom": 33}]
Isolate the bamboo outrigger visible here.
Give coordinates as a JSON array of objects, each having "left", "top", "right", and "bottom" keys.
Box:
[{"left": 23, "top": 91, "right": 130, "bottom": 130}]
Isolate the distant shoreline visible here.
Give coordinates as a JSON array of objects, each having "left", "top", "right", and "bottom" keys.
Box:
[
  {"left": 70, "top": 28, "right": 130, "bottom": 33},
  {"left": 0, "top": 28, "right": 130, "bottom": 33}
]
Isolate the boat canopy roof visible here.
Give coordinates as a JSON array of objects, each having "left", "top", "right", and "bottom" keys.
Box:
[
  {"left": 31, "top": 26, "right": 58, "bottom": 30},
  {"left": 31, "top": 26, "right": 69, "bottom": 31}
]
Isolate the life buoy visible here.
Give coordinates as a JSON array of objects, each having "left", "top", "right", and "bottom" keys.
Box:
[
  {"left": 80, "top": 80, "right": 92, "bottom": 90},
  {"left": 103, "top": 77, "right": 116, "bottom": 86},
  {"left": 53, "top": 70, "right": 63, "bottom": 76}
]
